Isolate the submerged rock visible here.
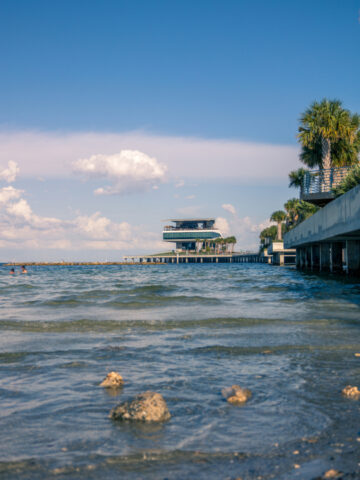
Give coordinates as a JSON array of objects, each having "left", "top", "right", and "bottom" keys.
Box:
[
  {"left": 342, "top": 385, "right": 360, "bottom": 399},
  {"left": 322, "top": 469, "right": 342, "bottom": 479},
  {"left": 110, "top": 391, "right": 171, "bottom": 422},
  {"left": 100, "top": 371, "right": 124, "bottom": 388},
  {"left": 222, "top": 385, "right": 252, "bottom": 405}
]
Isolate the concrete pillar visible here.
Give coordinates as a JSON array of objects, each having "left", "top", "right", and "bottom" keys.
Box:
[
  {"left": 305, "top": 246, "right": 312, "bottom": 269},
  {"left": 311, "top": 244, "right": 320, "bottom": 271},
  {"left": 185, "top": 258, "right": 188, "bottom": 263},
  {"left": 330, "top": 242, "right": 343, "bottom": 273},
  {"left": 216, "top": 257, "right": 218, "bottom": 263},
  {"left": 296, "top": 248, "right": 301, "bottom": 269},
  {"left": 200, "top": 258, "right": 203, "bottom": 263},
  {"left": 176, "top": 255, "right": 179, "bottom": 264},
  {"left": 319, "top": 243, "right": 330, "bottom": 272},
  {"left": 346, "top": 240, "right": 360, "bottom": 275}
]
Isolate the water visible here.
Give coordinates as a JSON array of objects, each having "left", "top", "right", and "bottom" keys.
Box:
[{"left": 0, "top": 264, "right": 359, "bottom": 479}]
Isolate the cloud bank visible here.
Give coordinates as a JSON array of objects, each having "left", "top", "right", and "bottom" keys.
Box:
[
  {"left": 0, "top": 161, "right": 19, "bottom": 183},
  {"left": 0, "top": 130, "right": 300, "bottom": 183},
  {"left": 221, "top": 203, "right": 272, "bottom": 251},
  {"left": 73, "top": 149, "right": 167, "bottom": 195},
  {"left": 0, "top": 183, "right": 166, "bottom": 255},
  {"left": 222, "top": 203, "right": 237, "bottom": 215}
]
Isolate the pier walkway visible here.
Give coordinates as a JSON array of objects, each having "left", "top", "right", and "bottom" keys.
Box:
[
  {"left": 284, "top": 184, "right": 360, "bottom": 275},
  {"left": 125, "top": 253, "right": 267, "bottom": 264}
]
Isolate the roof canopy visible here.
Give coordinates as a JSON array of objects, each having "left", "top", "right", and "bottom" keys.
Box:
[{"left": 164, "top": 218, "right": 215, "bottom": 222}]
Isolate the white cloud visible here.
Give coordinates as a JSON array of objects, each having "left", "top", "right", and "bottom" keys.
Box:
[
  {"left": 186, "top": 194, "right": 196, "bottom": 200},
  {"left": 0, "top": 186, "right": 23, "bottom": 204},
  {"left": 222, "top": 203, "right": 236, "bottom": 215},
  {"left": 214, "top": 217, "right": 230, "bottom": 236},
  {"left": 0, "top": 185, "right": 166, "bottom": 256},
  {"left": 73, "top": 149, "right": 167, "bottom": 195},
  {"left": 6, "top": 199, "right": 33, "bottom": 221},
  {"left": 219, "top": 204, "right": 274, "bottom": 251},
  {"left": 0, "top": 161, "right": 19, "bottom": 183},
  {"left": 75, "top": 212, "right": 112, "bottom": 239},
  {"left": 175, "top": 180, "right": 185, "bottom": 188},
  {"left": 0, "top": 130, "right": 300, "bottom": 183}
]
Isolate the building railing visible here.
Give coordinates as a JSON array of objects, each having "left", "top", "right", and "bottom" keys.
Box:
[
  {"left": 163, "top": 226, "right": 219, "bottom": 231},
  {"left": 301, "top": 166, "right": 351, "bottom": 197}
]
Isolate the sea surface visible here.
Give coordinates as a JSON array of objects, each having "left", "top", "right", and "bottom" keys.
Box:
[{"left": 0, "top": 263, "right": 359, "bottom": 479}]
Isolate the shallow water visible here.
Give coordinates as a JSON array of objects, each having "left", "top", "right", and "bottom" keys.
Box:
[{"left": 0, "top": 264, "right": 359, "bottom": 479}]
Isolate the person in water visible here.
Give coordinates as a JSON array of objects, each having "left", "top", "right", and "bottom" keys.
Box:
[
  {"left": 21, "top": 265, "right": 28, "bottom": 274},
  {"left": 10, "top": 268, "right": 15, "bottom": 274}
]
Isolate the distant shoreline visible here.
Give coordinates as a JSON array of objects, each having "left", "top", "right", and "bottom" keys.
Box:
[{"left": 4, "top": 262, "right": 164, "bottom": 266}]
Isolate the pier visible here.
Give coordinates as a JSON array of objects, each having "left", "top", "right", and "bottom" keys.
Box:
[
  {"left": 284, "top": 184, "right": 360, "bottom": 275},
  {"left": 125, "top": 253, "right": 268, "bottom": 264}
]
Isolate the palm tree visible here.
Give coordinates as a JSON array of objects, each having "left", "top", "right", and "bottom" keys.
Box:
[
  {"left": 260, "top": 226, "right": 277, "bottom": 245},
  {"left": 298, "top": 99, "right": 360, "bottom": 170},
  {"left": 270, "top": 210, "right": 286, "bottom": 241},
  {"left": 288, "top": 168, "right": 309, "bottom": 189},
  {"left": 227, "top": 236, "right": 237, "bottom": 254},
  {"left": 284, "top": 198, "right": 300, "bottom": 228},
  {"left": 296, "top": 201, "right": 319, "bottom": 223},
  {"left": 333, "top": 163, "right": 360, "bottom": 197},
  {"left": 214, "top": 238, "right": 222, "bottom": 254},
  {"left": 195, "top": 239, "right": 202, "bottom": 253}
]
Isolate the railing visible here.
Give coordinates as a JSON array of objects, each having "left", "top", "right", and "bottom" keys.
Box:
[
  {"left": 163, "top": 226, "right": 218, "bottom": 231},
  {"left": 301, "top": 166, "right": 351, "bottom": 197}
]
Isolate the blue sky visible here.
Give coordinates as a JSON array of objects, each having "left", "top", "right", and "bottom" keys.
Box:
[{"left": 0, "top": 0, "right": 359, "bottom": 260}]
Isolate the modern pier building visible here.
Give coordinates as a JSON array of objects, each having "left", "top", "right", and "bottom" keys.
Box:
[{"left": 162, "top": 218, "right": 222, "bottom": 252}]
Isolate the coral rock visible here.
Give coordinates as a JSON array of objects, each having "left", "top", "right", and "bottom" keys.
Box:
[
  {"left": 100, "top": 371, "right": 124, "bottom": 388},
  {"left": 342, "top": 385, "right": 360, "bottom": 399},
  {"left": 110, "top": 391, "right": 171, "bottom": 422},
  {"left": 222, "top": 385, "right": 252, "bottom": 405},
  {"left": 323, "top": 469, "right": 342, "bottom": 479}
]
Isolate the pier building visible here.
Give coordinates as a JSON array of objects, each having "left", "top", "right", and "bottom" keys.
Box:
[{"left": 162, "top": 218, "right": 222, "bottom": 252}]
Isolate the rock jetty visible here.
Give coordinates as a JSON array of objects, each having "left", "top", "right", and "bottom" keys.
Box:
[{"left": 110, "top": 391, "right": 171, "bottom": 422}]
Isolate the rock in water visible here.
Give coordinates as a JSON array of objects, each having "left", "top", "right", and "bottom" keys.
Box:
[
  {"left": 342, "top": 385, "right": 360, "bottom": 399},
  {"left": 322, "top": 469, "right": 342, "bottom": 479},
  {"left": 222, "top": 385, "right": 252, "bottom": 405},
  {"left": 100, "top": 372, "right": 124, "bottom": 388},
  {"left": 110, "top": 391, "right": 171, "bottom": 422}
]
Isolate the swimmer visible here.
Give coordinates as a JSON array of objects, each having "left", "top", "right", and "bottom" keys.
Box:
[
  {"left": 21, "top": 265, "right": 28, "bottom": 274},
  {"left": 10, "top": 268, "right": 15, "bottom": 275}
]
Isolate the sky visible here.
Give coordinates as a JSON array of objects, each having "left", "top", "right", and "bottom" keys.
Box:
[{"left": 0, "top": 0, "right": 359, "bottom": 261}]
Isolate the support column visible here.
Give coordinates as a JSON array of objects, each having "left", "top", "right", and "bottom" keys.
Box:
[
  {"left": 200, "top": 257, "right": 203, "bottom": 263},
  {"left": 299, "top": 248, "right": 304, "bottom": 268},
  {"left": 305, "top": 246, "right": 311, "bottom": 269},
  {"left": 216, "top": 257, "right": 218, "bottom": 263},
  {"left": 346, "top": 240, "right": 360, "bottom": 275},
  {"left": 330, "top": 242, "right": 343, "bottom": 273},
  {"left": 319, "top": 243, "right": 330, "bottom": 272},
  {"left": 311, "top": 244, "right": 320, "bottom": 271}
]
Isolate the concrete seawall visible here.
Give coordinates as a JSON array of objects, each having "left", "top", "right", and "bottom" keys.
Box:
[{"left": 284, "top": 184, "right": 360, "bottom": 275}]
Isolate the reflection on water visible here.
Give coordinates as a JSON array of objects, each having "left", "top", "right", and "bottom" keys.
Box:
[{"left": 0, "top": 264, "right": 359, "bottom": 479}]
